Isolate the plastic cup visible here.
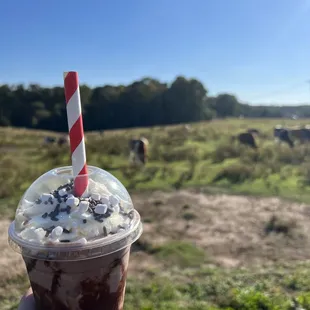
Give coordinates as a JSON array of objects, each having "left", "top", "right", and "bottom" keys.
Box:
[{"left": 8, "top": 166, "right": 142, "bottom": 310}]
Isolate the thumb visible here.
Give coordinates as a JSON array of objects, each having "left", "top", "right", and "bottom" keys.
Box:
[{"left": 18, "top": 288, "right": 35, "bottom": 310}]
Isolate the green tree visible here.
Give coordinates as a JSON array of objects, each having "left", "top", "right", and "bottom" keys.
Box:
[{"left": 213, "top": 93, "right": 240, "bottom": 118}]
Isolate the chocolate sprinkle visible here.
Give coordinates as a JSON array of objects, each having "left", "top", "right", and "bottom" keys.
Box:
[
  {"left": 53, "top": 204, "right": 60, "bottom": 216},
  {"left": 83, "top": 219, "right": 87, "bottom": 224},
  {"left": 66, "top": 206, "right": 71, "bottom": 214},
  {"left": 50, "top": 217, "right": 59, "bottom": 222},
  {"left": 56, "top": 184, "right": 66, "bottom": 191},
  {"left": 42, "top": 212, "right": 48, "bottom": 219},
  {"left": 94, "top": 213, "right": 105, "bottom": 222},
  {"left": 60, "top": 240, "right": 70, "bottom": 243},
  {"left": 45, "top": 226, "right": 56, "bottom": 237},
  {"left": 63, "top": 228, "right": 71, "bottom": 234},
  {"left": 102, "top": 211, "right": 113, "bottom": 218}
]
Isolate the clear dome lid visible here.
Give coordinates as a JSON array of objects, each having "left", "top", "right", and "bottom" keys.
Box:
[{"left": 8, "top": 166, "right": 142, "bottom": 260}]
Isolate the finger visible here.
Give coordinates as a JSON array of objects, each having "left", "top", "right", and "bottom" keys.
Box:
[{"left": 18, "top": 288, "right": 35, "bottom": 310}]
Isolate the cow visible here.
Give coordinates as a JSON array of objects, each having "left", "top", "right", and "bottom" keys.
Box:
[
  {"left": 274, "top": 124, "right": 310, "bottom": 146},
  {"left": 247, "top": 128, "right": 260, "bottom": 135},
  {"left": 129, "top": 137, "right": 149, "bottom": 165},
  {"left": 290, "top": 127, "right": 310, "bottom": 144},
  {"left": 273, "top": 126, "right": 294, "bottom": 148},
  {"left": 279, "top": 129, "right": 294, "bottom": 148},
  {"left": 43, "top": 136, "right": 56, "bottom": 145},
  {"left": 273, "top": 125, "right": 283, "bottom": 139},
  {"left": 232, "top": 132, "right": 257, "bottom": 149},
  {"left": 58, "top": 135, "right": 69, "bottom": 147}
]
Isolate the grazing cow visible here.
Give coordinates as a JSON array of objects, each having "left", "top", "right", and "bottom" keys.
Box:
[
  {"left": 232, "top": 132, "right": 257, "bottom": 149},
  {"left": 290, "top": 127, "right": 310, "bottom": 144},
  {"left": 247, "top": 128, "right": 260, "bottom": 135},
  {"left": 129, "top": 137, "right": 149, "bottom": 165},
  {"left": 273, "top": 126, "right": 294, "bottom": 148},
  {"left": 43, "top": 136, "right": 56, "bottom": 145},
  {"left": 58, "top": 135, "right": 69, "bottom": 147},
  {"left": 302, "top": 127, "right": 310, "bottom": 141},
  {"left": 279, "top": 129, "right": 294, "bottom": 148},
  {"left": 273, "top": 125, "right": 283, "bottom": 139},
  {"left": 274, "top": 125, "right": 310, "bottom": 146}
]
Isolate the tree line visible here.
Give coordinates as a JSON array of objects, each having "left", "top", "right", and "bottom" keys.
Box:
[{"left": 0, "top": 76, "right": 308, "bottom": 132}]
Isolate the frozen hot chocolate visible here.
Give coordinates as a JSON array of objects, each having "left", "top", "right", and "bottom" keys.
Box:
[{"left": 8, "top": 166, "right": 142, "bottom": 310}]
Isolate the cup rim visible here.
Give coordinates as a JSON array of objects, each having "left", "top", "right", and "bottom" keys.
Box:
[{"left": 8, "top": 210, "right": 142, "bottom": 261}]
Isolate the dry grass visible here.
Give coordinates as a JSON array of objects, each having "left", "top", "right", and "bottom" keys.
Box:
[
  {"left": 0, "top": 220, "right": 26, "bottom": 281},
  {"left": 4, "top": 121, "right": 310, "bottom": 308}
]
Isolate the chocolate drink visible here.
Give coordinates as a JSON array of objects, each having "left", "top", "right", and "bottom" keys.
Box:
[
  {"left": 8, "top": 166, "right": 143, "bottom": 310},
  {"left": 24, "top": 247, "right": 130, "bottom": 310}
]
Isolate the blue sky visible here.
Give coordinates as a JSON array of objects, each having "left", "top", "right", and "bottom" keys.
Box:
[{"left": 0, "top": 0, "right": 309, "bottom": 105}]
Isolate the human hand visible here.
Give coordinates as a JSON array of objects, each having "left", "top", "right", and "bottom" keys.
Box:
[{"left": 18, "top": 288, "right": 35, "bottom": 310}]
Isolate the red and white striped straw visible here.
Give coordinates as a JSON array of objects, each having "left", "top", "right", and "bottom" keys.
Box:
[{"left": 63, "top": 71, "right": 88, "bottom": 197}]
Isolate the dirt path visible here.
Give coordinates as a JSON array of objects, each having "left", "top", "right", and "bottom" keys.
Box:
[{"left": 2, "top": 190, "right": 310, "bottom": 281}]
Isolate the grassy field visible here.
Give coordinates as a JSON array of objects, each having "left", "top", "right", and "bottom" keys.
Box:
[{"left": 2, "top": 118, "right": 310, "bottom": 309}]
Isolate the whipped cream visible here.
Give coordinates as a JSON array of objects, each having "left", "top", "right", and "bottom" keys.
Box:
[{"left": 15, "top": 179, "right": 133, "bottom": 245}]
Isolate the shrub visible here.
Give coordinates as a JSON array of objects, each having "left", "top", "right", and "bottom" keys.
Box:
[
  {"left": 212, "top": 164, "right": 253, "bottom": 184},
  {"left": 160, "top": 145, "right": 201, "bottom": 163},
  {"left": 211, "top": 143, "right": 240, "bottom": 163},
  {"left": 227, "top": 287, "right": 291, "bottom": 310},
  {"left": 297, "top": 293, "right": 310, "bottom": 309},
  {"left": 299, "top": 163, "right": 310, "bottom": 187}
]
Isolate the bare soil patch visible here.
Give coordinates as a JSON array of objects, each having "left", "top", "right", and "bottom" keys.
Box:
[{"left": 132, "top": 189, "right": 310, "bottom": 268}]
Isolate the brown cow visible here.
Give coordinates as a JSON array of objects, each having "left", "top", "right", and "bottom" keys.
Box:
[
  {"left": 57, "top": 135, "right": 69, "bottom": 147},
  {"left": 43, "top": 136, "right": 56, "bottom": 146},
  {"left": 247, "top": 128, "right": 260, "bottom": 135},
  {"left": 290, "top": 127, "right": 310, "bottom": 144},
  {"left": 232, "top": 132, "right": 257, "bottom": 149},
  {"left": 129, "top": 137, "right": 149, "bottom": 165},
  {"left": 275, "top": 125, "right": 310, "bottom": 146}
]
